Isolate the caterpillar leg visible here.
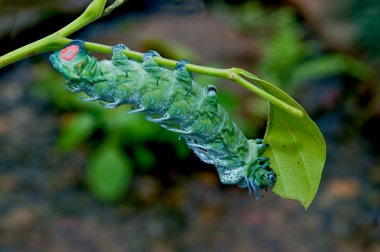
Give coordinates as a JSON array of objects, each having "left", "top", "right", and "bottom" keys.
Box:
[
  {"left": 189, "top": 145, "right": 215, "bottom": 165},
  {"left": 259, "top": 162, "right": 270, "bottom": 170},
  {"left": 257, "top": 143, "right": 269, "bottom": 155},
  {"left": 112, "top": 44, "right": 130, "bottom": 70},
  {"left": 104, "top": 99, "right": 122, "bottom": 109},
  {"left": 142, "top": 51, "right": 161, "bottom": 73},
  {"left": 204, "top": 85, "right": 219, "bottom": 114},
  {"left": 64, "top": 84, "right": 81, "bottom": 93},
  {"left": 175, "top": 60, "right": 193, "bottom": 87},
  {"left": 248, "top": 166, "right": 276, "bottom": 200},
  {"left": 255, "top": 138, "right": 269, "bottom": 155},
  {"left": 241, "top": 141, "right": 276, "bottom": 200},
  {"left": 160, "top": 124, "right": 192, "bottom": 135},
  {"left": 255, "top": 138, "right": 264, "bottom": 144},
  {"left": 127, "top": 107, "right": 146, "bottom": 115},
  {"left": 80, "top": 96, "right": 99, "bottom": 101},
  {"left": 176, "top": 59, "right": 189, "bottom": 68},
  {"left": 257, "top": 157, "right": 270, "bottom": 163},
  {"left": 188, "top": 143, "right": 212, "bottom": 151},
  {"left": 245, "top": 176, "right": 263, "bottom": 202},
  {"left": 205, "top": 85, "right": 218, "bottom": 112},
  {"left": 146, "top": 115, "right": 171, "bottom": 123}
]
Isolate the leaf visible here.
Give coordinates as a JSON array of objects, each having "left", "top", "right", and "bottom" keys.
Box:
[
  {"left": 134, "top": 146, "right": 156, "bottom": 170},
  {"left": 258, "top": 78, "right": 326, "bottom": 209},
  {"left": 58, "top": 113, "right": 96, "bottom": 152},
  {"left": 289, "top": 54, "right": 371, "bottom": 90},
  {"left": 87, "top": 144, "right": 133, "bottom": 203}
]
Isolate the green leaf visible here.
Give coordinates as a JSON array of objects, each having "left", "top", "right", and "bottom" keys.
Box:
[
  {"left": 87, "top": 144, "right": 133, "bottom": 203},
  {"left": 258, "top": 78, "right": 326, "bottom": 209},
  {"left": 289, "top": 54, "right": 372, "bottom": 90},
  {"left": 134, "top": 146, "right": 156, "bottom": 170},
  {"left": 58, "top": 113, "right": 96, "bottom": 152}
]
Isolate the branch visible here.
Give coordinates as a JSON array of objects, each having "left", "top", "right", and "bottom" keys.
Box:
[
  {"left": 0, "top": 0, "right": 119, "bottom": 68},
  {"left": 82, "top": 41, "right": 304, "bottom": 117},
  {"left": 102, "top": 0, "right": 126, "bottom": 17}
]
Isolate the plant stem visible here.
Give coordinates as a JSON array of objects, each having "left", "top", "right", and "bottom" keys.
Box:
[
  {"left": 103, "top": 0, "right": 126, "bottom": 17},
  {"left": 0, "top": 0, "right": 108, "bottom": 68},
  {"left": 233, "top": 74, "right": 304, "bottom": 117},
  {"left": 84, "top": 41, "right": 304, "bottom": 117},
  {"left": 0, "top": 36, "right": 69, "bottom": 68}
]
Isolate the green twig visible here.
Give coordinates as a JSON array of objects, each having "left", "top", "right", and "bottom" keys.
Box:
[
  {"left": 83, "top": 41, "right": 304, "bottom": 117},
  {"left": 103, "top": 0, "right": 126, "bottom": 17},
  {"left": 0, "top": 0, "right": 108, "bottom": 68}
]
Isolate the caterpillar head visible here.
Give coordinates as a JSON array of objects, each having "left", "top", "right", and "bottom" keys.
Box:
[{"left": 49, "top": 41, "right": 90, "bottom": 82}]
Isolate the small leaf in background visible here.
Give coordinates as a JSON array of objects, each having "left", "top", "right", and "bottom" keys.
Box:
[
  {"left": 259, "top": 79, "right": 326, "bottom": 209},
  {"left": 58, "top": 113, "right": 96, "bottom": 152},
  {"left": 288, "top": 54, "right": 372, "bottom": 89},
  {"left": 134, "top": 146, "right": 156, "bottom": 171},
  {"left": 173, "top": 140, "right": 191, "bottom": 159},
  {"left": 87, "top": 145, "right": 132, "bottom": 203}
]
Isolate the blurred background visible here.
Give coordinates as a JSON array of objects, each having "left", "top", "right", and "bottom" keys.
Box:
[{"left": 0, "top": 0, "right": 379, "bottom": 251}]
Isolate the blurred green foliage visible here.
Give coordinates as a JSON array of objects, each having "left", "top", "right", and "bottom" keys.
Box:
[
  {"left": 58, "top": 113, "right": 96, "bottom": 152},
  {"left": 214, "top": 2, "right": 370, "bottom": 92},
  {"left": 342, "top": 0, "right": 380, "bottom": 64},
  {"left": 87, "top": 144, "right": 132, "bottom": 203}
]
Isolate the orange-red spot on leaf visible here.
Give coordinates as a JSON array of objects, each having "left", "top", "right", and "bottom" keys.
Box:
[{"left": 60, "top": 45, "right": 79, "bottom": 61}]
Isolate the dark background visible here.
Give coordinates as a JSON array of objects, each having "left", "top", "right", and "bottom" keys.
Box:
[{"left": 0, "top": 0, "right": 379, "bottom": 251}]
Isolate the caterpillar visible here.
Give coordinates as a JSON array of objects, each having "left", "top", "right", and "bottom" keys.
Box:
[{"left": 49, "top": 40, "right": 276, "bottom": 199}]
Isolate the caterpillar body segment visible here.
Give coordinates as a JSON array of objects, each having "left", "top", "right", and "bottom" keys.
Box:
[{"left": 49, "top": 40, "right": 276, "bottom": 198}]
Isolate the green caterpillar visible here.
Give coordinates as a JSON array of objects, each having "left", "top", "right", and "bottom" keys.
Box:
[{"left": 49, "top": 40, "right": 276, "bottom": 199}]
